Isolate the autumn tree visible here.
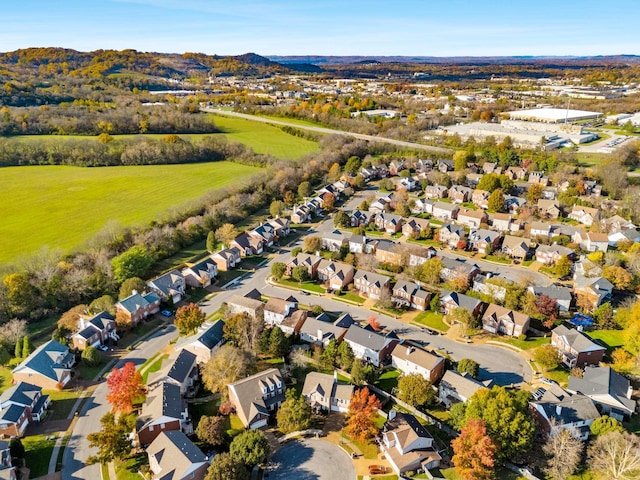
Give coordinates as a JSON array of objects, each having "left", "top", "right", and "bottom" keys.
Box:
[
  {"left": 174, "top": 303, "right": 206, "bottom": 336},
  {"left": 350, "top": 359, "right": 375, "bottom": 385},
  {"left": 533, "top": 344, "right": 560, "bottom": 372},
  {"left": 196, "top": 415, "right": 226, "bottom": 446},
  {"left": 457, "top": 359, "right": 479, "bottom": 378},
  {"left": 337, "top": 341, "right": 355, "bottom": 370},
  {"left": 333, "top": 210, "right": 350, "bottom": 228},
  {"left": 276, "top": 390, "right": 312, "bottom": 433},
  {"left": 58, "top": 304, "right": 89, "bottom": 331},
  {"left": 396, "top": 374, "right": 435, "bottom": 407},
  {"left": 323, "top": 192, "right": 336, "bottom": 211},
  {"left": 542, "top": 427, "right": 583, "bottom": 480},
  {"left": 111, "top": 245, "right": 153, "bottom": 284},
  {"left": 89, "top": 295, "right": 116, "bottom": 315},
  {"left": 415, "top": 257, "right": 443, "bottom": 285},
  {"left": 201, "top": 345, "right": 254, "bottom": 398},
  {"left": 215, "top": 223, "right": 238, "bottom": 247},
  {"left": 590, "top": 415, "right": 625, "bottom": 437},
  {"left": 449, "top": 308, "right": 476, "bottom": 336},
  {"left": 229, "top": 430, "right": 270, "bottom": 467},
  {"left": 452, "top": 418, "right": 497, "bottom": 480},
  {"left": 206, "top": 453, "right": 250, "bottom": 480},
  {"left": 87, "top": 412, "right": 136, "bottom": 464},
  {"left": 269, "top": 200, "right": 284, "bottom": 218},
  {"left": 223, "top": 313, "right": 263, "bottom": 352},
  {"left": 554, "top": 255, "right": 572, "bottom": 278},
  {"left": 527, "top": 183, "right": 543, "bottom": 203},
  {"left": 304, "top": 235, "right": 321, "bottom": 253},
  {"left": 588, "top": 431, "right": 640, "bottom": 480},
  {"left": 298, "top": 181, "right": 312, "bottom": 199},
  {"left": 487, "top": 189, "right": 505, "bottom": 213},
  {"left": 603, "top": 265, "right": 633, "bottom": 290},
  {"left": 271, "top": 262, "right": 286, "bottom": 281},
  {"left": 106, "top": 362, "right": 144, "bottom": 414},
  {"left": 367, "top": 315, "right": 381, "bottom": 331},
  {"left": 344, "top": 387, "right": 382, "bottom": 442},
  {"left": 463, "top": 386, "right": 535, "bottom": 461},
  {"left": 118, "top": 277, "right": 147, "bottom": 299}
]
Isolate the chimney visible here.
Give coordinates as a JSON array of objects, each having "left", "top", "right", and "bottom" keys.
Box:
[
  {"left": 317, "top": 329, "right": 323, "bottom": 341},
  {"left": 334, "top": 370, "right": 338, "bottom": 383},
  {"left": 132, "top": 289, "right": 138, "bottom": 296},
  {"left": 388, "top": 410, "right": 397, "bottom": 420},
  {"left": 556, "top": 405, "right": 562, "bottom": 416},
  {"left": 406, "top": 346, "right": 414, "bottom": 355}
]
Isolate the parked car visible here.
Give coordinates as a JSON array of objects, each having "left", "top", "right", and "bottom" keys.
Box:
[
  {"left": 368, "top": 465, "right": 386, "bottom": 475},
  {"left": 540, "top": 377, "right": 557, "bottom": 386},
  {"left": 96, "top": 344, "right": 109, "bottom": 351},
  {"left": 160, "top": 309, "right": 172, "bottom": 317}
]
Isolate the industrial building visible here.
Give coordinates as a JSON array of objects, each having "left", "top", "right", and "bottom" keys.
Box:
[{"left": 505, "top": 107, "right": 603, "bottom": 124}]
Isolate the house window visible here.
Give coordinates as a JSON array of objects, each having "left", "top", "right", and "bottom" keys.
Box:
[
  {"left": 149, "top": 425, "right": 154, "bottom": 431},
  {"left": 160, "top": 423, "right": 165, "bottom": 429}
]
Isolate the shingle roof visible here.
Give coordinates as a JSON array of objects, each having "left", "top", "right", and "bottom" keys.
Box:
[
  {"left": 0, "top": 404, "right": 25, "bottom": 424},
  {"left": 147, "top": 431, "right": 207, "bottom": 480},
  {"left": 354, "top": 270, "right": 391, "bottom": 288},
  {"left": 12, "top": 340, "right": 72, "bottom": 383},
  {"left": 391, "top": 344, "right": 443, "bottom": 371},
  {"left": 344, "top": 325, "right": 390, "bottom": 351},
  {"left": 440, "top": 290, "right": 483, "bottom": 312},
  {"left": 552, "top": 325, "right": 605, "bottom": 354},
  {"left": 568, "top": 366, "right": 636, "bottom": 414},
  {"left": 440, "top": 370, "right": 490, "bottom": 401},
  {"left": 482, "top": 304, "right": 530, "bottom": 327},
  {"left": 0, "top": 382, "right": 42, "bottom": 408},
  {"left": 118, "top": 291, "right": 156, "bottom": 315},
  {"left": 165, "top": 350, "right": 197, "bottom": 384},
  {"left": 175, "top": 320, "right": 224, "bottom": 351},
  {"left": 148, "top": 270, "right": 184, "bottom": 297},
  {"left": 139, "top": 382, "right": 184, "bottom": 431},
  {"left": 533, "top": 388, "right": 600, "bottom": 426},
  {"left": 530, "top": 285, "right": 573, "bottom": 302},
  {"left": 228, "top": 369, "right": 285, "bottom": 428}
]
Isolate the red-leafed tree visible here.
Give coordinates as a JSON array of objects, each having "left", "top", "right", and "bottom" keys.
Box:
[
  {"left": 106, "top": 361, "right": 144, "bottom": 413},
  {"left": 367, "top": 315, "right": 381, "bottom": 332},
  {"left": 452, "top": 418, "right": 498, "bottom": 480},
  {"left": 344, "top": 387, "right": 382, "bottom": 442}
]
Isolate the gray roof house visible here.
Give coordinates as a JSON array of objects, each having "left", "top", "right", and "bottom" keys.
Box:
[
  {"left": 147, "top": 431, "right": 208, "bottom": 480},
  {"left": 302, "top": 372, "right": 354, "bottom": 413},
  {"left": 137, "top": 382, "right": 190, "bottom": 446},
  {"left": 148, "top": 350, "right": 199, "bottom": 397},
  {"left": 228, "top": 368, "right": 286, "bottom": 429},
  {"left": 439, "top": 290, "right": 484, "bottom": 317},
  {"left": 147, "top": 270, "right": 186, "bottom": 304},
  {"left": 174, "top": 320, "right": 225, "bottom": 364},
  {"left": 568, "top": 366, "right": 636, "bottom": 420},
  {"left": 344, "top": 325, "right": 398, "bottom": 367},
  {"left": 528, "top": 285, "right": 573, "bottom": 312},
  {"left": 12, "top": 340, "right": 75, "bottom": 390},
  {"left": 299, "top": 314, "right": 350, "bottom": 346},
  {"left": 439, "top": 370, "right": 492, "bottom": 408}
]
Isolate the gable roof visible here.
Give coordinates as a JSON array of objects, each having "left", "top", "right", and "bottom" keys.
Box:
[
  {"left": 139, "top": 382, "right": 184, "bottom": 431},
  {"left": 552, "top": 325, "right": 606, "bottom": 354},
  {"left": 302, "top": 372, "right": 353, "bottom": 404},
  {"left": 440, "top": 290, "right": 483, "bottom": 312},
  {"left": 0, "top": 382, "right": 41, "bottom": 408},
  {"left": 117, "top": 291, "right": 159, "bottom": 314},
  {"left": 344, "top": 325, "right": 390, "bottom": 351},
  {"left": 533, "top": 386, "right": 600, "bottom": 426},
  {"left": 175, "top": 320, "right": 224, "bottom": 352},
  {"left": 354, "top": 270, "right": 391, "bottom": 288},
  {"left": 228, "top": 368, "right": 285, "bottom": 428},
  {"left": 482, "top": 303, "right": 530, "bottom": 327},
  {"left": 440, "top": 370, "right": 490, "bottom": 400},
  {"left": 148, "top": 270, "right": 184, "bottom": 296},
  {"left": 568, "top": 366, "right": 635, "bottom": 415},
  {"left": 147, "top": 431, "right": 207, "bottom": 480},
  {"left": 12, "top": 340, "right": 72, "bottom": 383},
  {"left": 391, "top": 344, "right": 443, "bottom": 371},
  {"left": 150, "top": 350, "right": 197, "bottom": 386}
]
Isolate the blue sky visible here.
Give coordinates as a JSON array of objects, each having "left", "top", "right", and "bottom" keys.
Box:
[{"left": 2, "top": 0, "right": 639, "bottom": 56}]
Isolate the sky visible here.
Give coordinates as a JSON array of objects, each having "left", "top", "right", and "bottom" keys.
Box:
[{"left": 2, "top": 0, "right": 639, "bottom": 57}]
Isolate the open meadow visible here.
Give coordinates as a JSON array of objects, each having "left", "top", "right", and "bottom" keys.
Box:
[{"left": 0, "top": 161, "right": 263, "bottom": 265}]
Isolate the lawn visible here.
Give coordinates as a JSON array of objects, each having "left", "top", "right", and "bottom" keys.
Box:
[
  {"left": 276, "top": 278, "right": 326, "bottom": 294},
  {"left": 587, "top": 329, "right": 625, "bottom": 353},
  {"left": 0, "top": 367, "right": 13, "bottom": 395},
  {"left": 189, "top": 399, "right": 219, "bottom": 426},
  {"left": 115, "top": 452, "right": 148, "bottom": 480},
  {"left": 45, "top": 388, "right": 84, "bottom": 421},
  {"left": 413, "top": 310, "right": 450, "bottom": 332},
  {"left": 375, "top": 369, "right": 400, "bottom": 394},
  {"left": 335, "top": 291, "right": 365, "bottom": 304},
  {"left": 498, "top": 335, "right": 551, "bottom": 350},
  {"left": 141, "top": 353, "right": 168, "bottom": 383},
  {"left": 0, "top": 161, "right": 263, "bottom": 264},
  {"left": 23, "top": 434, "right": 56, "bottom": 478},
  {"left": 210, "top": 114, "right": 319, "bottom": 159},
  {"left": 545, "top": 366, "right": 570, "bottom": 386}
]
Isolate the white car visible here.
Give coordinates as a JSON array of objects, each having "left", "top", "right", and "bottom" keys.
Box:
[{"left": 97, "top": 344, "right": 109, "bottom": 351}]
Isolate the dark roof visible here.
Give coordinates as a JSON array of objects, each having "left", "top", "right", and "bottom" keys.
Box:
[
  {"left": 197, "top": 320, "right": 224, "bottom": 349},
  {"left": 440, "top": 290, "right": 483, "bottom": 311},
  {"left": 139, "top": 382, "right": 184, "bottom": 430},
  {"left": 76, "top": 326, "right": 97, "bottom": 340},
  {"left": 32, "top": 394, "right": 49, "bottom": 415},
  {"left": 0, "top": 404, "right": 25, "bottom": 424},
  {"left": 0, "top": 382, "right": 42, "bottom": 407},
  {"left": 12, "top": 340, "right": 71, "bottom": 382},
  {"left": 166, "top": 350, "right": 197, "bottom": 384},
  {"left": 118, "top": 291, "right": 156, "bottom": 314}
]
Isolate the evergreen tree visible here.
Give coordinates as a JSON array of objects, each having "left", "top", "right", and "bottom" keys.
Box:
[
  {"left": 14, "top": 338, "right": 21, "bottom": 359},
  {"left": 22, "top": 336, "right": 31, "bottom": 358}
]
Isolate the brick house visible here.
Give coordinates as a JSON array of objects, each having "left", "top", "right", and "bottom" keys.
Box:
[
  {"left": 181, "top": 257, "right": 217, "bottom": 288},
  {"left": 438, "top": 223, "right": 466, "bottom": 248},
  {"left": 374, "top": 213, "right": 403, "bottom": 234},
  {"left": 551, "top": 325, "right": 606, "bottom": 368},
  {"left": 211, "top": 247, "right": 241, "bottom": 271},
  {"left": 72, "top": 310, "right": 118, "bottom": 350},
  {"left": 481, "top": 303, "right": 530, "bottom": 337},
  {"left": 0, "top": 382, "right": 49, "bottom": 437},
  {"left": 116, "top": 291, "right": 161, "bottom": 327},
  {"left": 353, "top": 270, "right": 392, "bottom": 300},
  {"left": 137, "top": 382, "right": 190, "bottom": 447},
  {"left": 12, "top": 340, "right": 75, "bottom": 390}
]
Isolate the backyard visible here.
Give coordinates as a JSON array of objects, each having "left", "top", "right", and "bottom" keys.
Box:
[{"left": 413, "top": 311, "right": 450, "bottom": 332}]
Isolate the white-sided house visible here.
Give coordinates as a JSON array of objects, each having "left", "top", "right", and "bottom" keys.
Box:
[
  {"left": 263, "top": 297, "right": 298, "bottom": 326},
  {"left": 302, "top": 372, "right": 354, "bottom": 413},
  {"left": 569, "top": 205, "right": 600, "bottom": 226},
  {"left": 173, "top": 320, "right": 225, "bottom": 364},
  {"left": 391, "top": 343, "right": 445, "bottom": 384},
  {"left": 382, "top": 412, "right": 442, "bottom": 475},
  {"left": 439, "top": 370, "right": 492, "bottom": 408},
  {"left": 228, "top": 368, "right": 286, "bottom": 429},
  {"left": 344, "top": 325, "right": 398, "bottom": 367}
]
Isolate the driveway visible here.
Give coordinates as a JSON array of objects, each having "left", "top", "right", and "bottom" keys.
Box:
[{"left": 268, "top": 439, "right": 356, "bottom": 480}]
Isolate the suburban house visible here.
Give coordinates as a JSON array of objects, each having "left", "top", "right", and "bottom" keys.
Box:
[
  {"left": 505, "top": 166, "right": 527, "bottom": 180},
  {"left": 530, "top": 385, "right": 600, "bottom": 441},
  {"left": 343, "top": 325, "right": 398, "bottom": 367},
  {"left": 147, "top": 270, "right": 185, "bottom": 304},
  {"left": 402, "top": 217, "right": 430, "bottom": 237},
  {"left": 456, "top": 209, "right": 488, "bottom": 229},
  {"left": 291, "top": 204, "right": 312, "bottom": 224},
  {"left": 71, "top": 311, "right": 118, "bottom": 350},
  {"left": 321, "top": 231, "right": 348, "bottom": 252},
  {"left": 0, "top": 441, "right": 16, "bottom": 480},
  {"left": 391, "top": 343, "right": 445, "bottom": 383},
  {"left": 286, "top": 252, "right": 322, "bottom": 278},
  {"left": 501, "top": 235, "right": 530, "bottom": 259},
  {"left": 424, "top": 185, "right": 448, "bottom": 199},
  {"left": 440, "top": 257, "right": 481, "bottom": 286},
  {"left": 432, "top": 202, "right": 459, "bottom": 221},
  {"left": 211, "top": 247, "right": 241, "bottom": 271},
  {"left": 472, "top": 274, "right": 508, "bottom": 302},
  {"left": 279, "top": 310, "right": 308, "bottom": 336},
  {"left": 408, "top": 246, "right": 437, "bottom": 267},
  {"left": 389, "top": 160, "right": 407, "bottom": 176},
  {"left": 411, "top": 198, "right": 434, "bottom": 215},
  {"left": 568, "top": 367, "right": 636, "bottom": 420},
  {"left": 438, "top": 223, "right": 466, "bottom": 248},
  {"left": 482, "top": 162, "right": 499, "bottom": 174},
  {"left": 551, "top": 325, "right": 606, "bottom": 368},
  {"left": 535, "top": 244, "right": 575, "bottom": 265},
  {"left": 148, "top": 350, "right": 199, "bottom": 397},
  {"left": 448, "top": 185, "right": 472, "bottom": 203},
  {"left": 350, "top": 210, "right": 373, "bottom": 227},
  {"left": 147, "top": 431, "right": 208, "bottom": 480},
  {"left": 573, "top": 231, "right": 609, "bottom": 253},
  {"left": 504, "top": 195, "right": 527, "bottom": 214},
  {"left": 608, "top": 228, "right": 640, "bottom": 247},
  {"left": 375, "top": 213, "right": 403, "bottom": 234},
  {"left": 12, "top": 340, "right": 75, "bottom": 390},
  {"left": 481, "top": 304, "right": 530, "bottom": 337},
  {"left": 375, "top": 240, "right": 404, "bottom": 266},
  {"left": 491, "top": 213, "right": 513, "bottom": 232},
  {"left": 353, "top": 270, "right": 392, "bottom": 300},
  {"left": 602, "top": 214, "right": 636, "bottom": 233},
  {"left": 392, "top": 280, "right": 420, "bottom": 308},
  {"left": 230, "top": 232, "right": 264, "bottom": 256},
  {"left": 537, "top": 199, "right": 561, "bottom": 219},
  {"left": 298, "top": 314, "right": 351, "bottom": 346},
  {"left": 267, "top": 217, "right": 291, "bottom": 239},
  {"left": 439, "top": 290, "right": 484, "bottom": 317},
  {"left": 437, "top": 159, "right": 453, "bottom": 173},
  {"left": 439, "top": 371, "right": 492, "bottom": 408},
  {"left": 137, "top": 382, "right": 190, "bottom": 446},
  {"left": 0, "top": 382, "right": 49, "bottom": 437},
  {"left": 228, "top": 368, "right": 286, "bottom": 429},
  {"left": 573, "top": 275, "right": 614, "bottom": 308},
  {"left": 529, "top": 285, "right": 573, "bottom": 312},
  {"left": 399, "top": 176, "right": 418, "bottom": 191},
  {"left": 264, "top": 297, "right": 298, "bottom": 326},
  {"left": 174, "top": 320, "right": 225, "bottom": 364},
  {"left": 116, "top": 291, "right": 161, "bottom": 326},
  {"left": 530, "top": 221, "right": 552, "bottom": 239},
  {"left": 472, "top": 189, "right": 490, "bottom": 209},
  {"left": 348, "top": 234, "right": 376, "bottom": 254},
  {"left": 181, "top": 257, "right": 217, "bottom": 288},
  {"left": 468, "top": 229, "right": 502, "bottom": 254},
  {"left": 382, "top": 412, "right": 442, "bottom": 475},
  {"left": 528, "top": 171, "right": 549, "bottom": 185},
  {"left": 227, "top": 294, "right": 264, "bottom": 319},
  {"left": 249, "top": 223, "right": 276, "bottom": 247},
  {"left": 569, "top": 205, "right": 601, "bottom": 226},
  {"left": 369, "top": 195, "right": 392, "bottom": 214},
  {"left": 302, "top": 372, "right": 354, "bottom": 413},
  {"left": 317, "top": 260, "right": 355, "bottom": 291}
]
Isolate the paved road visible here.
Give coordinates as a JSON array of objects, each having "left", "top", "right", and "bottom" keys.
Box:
[
  {"left": 203, "top": 108, "right": 453, "bottom": 155},
  {"left": 62, "top": 325, "right": 179, "bottom": 480},
  {"left": 268, "top": 439, "right": 356, "bottom": 480}
]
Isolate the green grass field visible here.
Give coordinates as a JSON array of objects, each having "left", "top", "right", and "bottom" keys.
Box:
[{"left": 0, "top": 161, "right": 262, "bottom": 264}]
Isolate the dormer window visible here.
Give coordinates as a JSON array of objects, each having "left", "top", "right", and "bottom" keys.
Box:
[
  {"left": 262, "top": 386, "right": 267, "bottom": 394},
  {"left": 270, "top": 384, "right": 274, "bottom": 391}
]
